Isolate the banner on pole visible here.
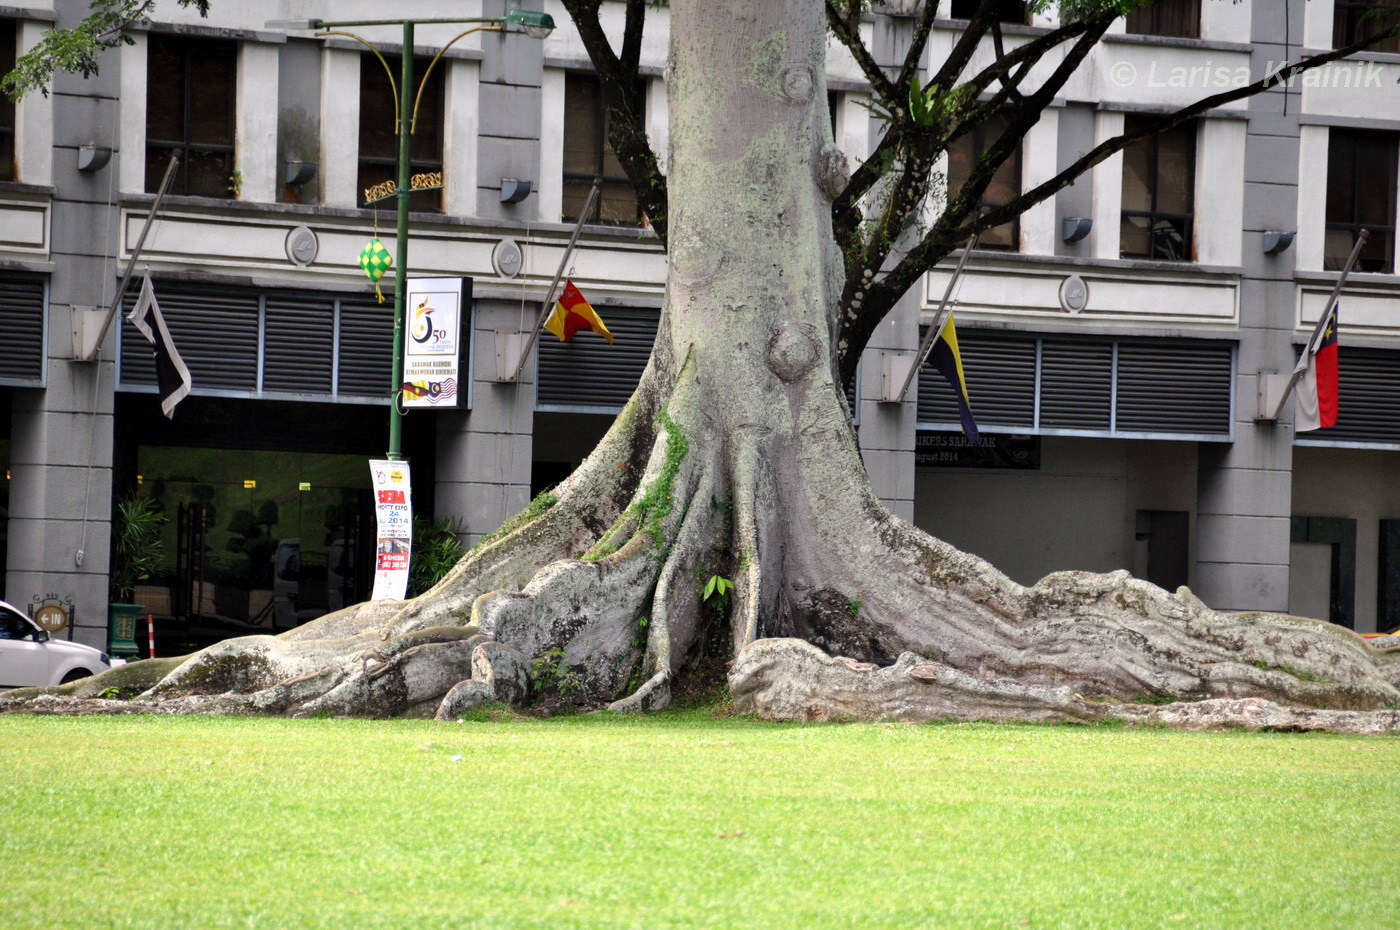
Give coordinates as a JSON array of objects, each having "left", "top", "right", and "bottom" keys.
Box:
[
  {"left": 370, "top": 459, "right": 413, "bottom": 601},
  {"left": 402, "top": 277, "right": 471, "bottom": 408}
]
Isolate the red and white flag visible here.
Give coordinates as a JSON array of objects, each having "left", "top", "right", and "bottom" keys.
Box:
[{"left": 1295, "top": 302, "right": 1339, "bottom": 432}]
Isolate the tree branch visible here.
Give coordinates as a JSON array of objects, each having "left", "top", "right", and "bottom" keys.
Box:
[
  {"left": 963, "top": 27, "right": 1400, "bottom": 244},
  {"left": 558, "top": 0, "right": 669, "bottom": 244},
  {"left": 825, "top": 0, "right": 898, "bottom": 106}
]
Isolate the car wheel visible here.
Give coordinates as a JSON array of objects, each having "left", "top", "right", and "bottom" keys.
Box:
[{"left": 60, "top": 669, "right": 92, "bottom": 684}]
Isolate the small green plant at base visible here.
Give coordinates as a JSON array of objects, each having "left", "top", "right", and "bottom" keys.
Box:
[
  {"left": 227, "top": 169, "right": 243, "bottom": 198},
  {"left": 845, "top": 597, "right": 863, "bottom": 617},
  {"left": 532, "top": 647, "right": 582, "bottom": 696},
  {"left": 701, "top": 574, "right": 732, "bottom": 613}
]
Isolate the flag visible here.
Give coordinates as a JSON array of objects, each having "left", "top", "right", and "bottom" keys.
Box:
[
  {"left": 125, "top": 274, "right": 191, "bottom": 418},
  {"left": 1295, "top": 302, "right": 1339, "bottom": 432},
  {"left": 929, "top": 313, "right": 979, "bottom": 443},
  {"left": 543, "top": 280, "right": 613, "bottom": 344}
]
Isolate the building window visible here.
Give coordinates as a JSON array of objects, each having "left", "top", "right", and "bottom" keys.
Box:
[
  {"left": 0, "top": 20, "right": 15, "bottom": 181},
  {"left": 357, "top": 54, "right": 444, "bottom": 213},
  {"left": 563, "top": 73, "right": 644, "bottom": 226},
  {"left": 1120, "top": 116, "right": 1195, "bottom": 262},
  {"left": 145, "top": 35, "right": 237, "bottom": 197},
  {"left": 948, "top": 0, "right": 1027, "bottom": 23},
  {"left": 1325, "top": 129, "right": 1397, "bottom": 273},
  {"left": 1125, "top": 0, "right": 1200, "bottom": 38},
  {"left": 946, "top": 112, "right": 1022, "bottom": 251},
  {"left": 1334, "top": 1, "right": 1400, "bottom": 53}
]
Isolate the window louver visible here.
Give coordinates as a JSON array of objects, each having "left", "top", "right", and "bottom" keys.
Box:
[
  {"left": 0, "top": 275, "right": 45, "bottom": 385},
  {"left": 336, "top": 300, "right": 394, "bottom": 398},
  {"left": 917, "top": 333, "right": 1036, "bottom": 427},
  {"left": 265, "top": 297, "right": 334, "bottom": 395},
  {"left": 1315, "top": 347, "right": 1400, "bottom": 444},
  {"left": 1115, "top": 342, "right": 1232, "bottom": 435},
  {"left": 121, "top": 288, "right": 258, "bottom": 390},
  {"left": 537, "top": 307, "right": 659, "bottom": 412},
  {"left": 117, "top": 284, "right": 431, "bottom": 405},
  {"left": 916, "top": 329, "right": 1232, "bottom": 440},
  {"left": 1040, "top": 340, "right": 1112, "bottom": 430}
]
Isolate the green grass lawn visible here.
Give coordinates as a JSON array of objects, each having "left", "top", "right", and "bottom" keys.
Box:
[{"left": 1, "top": 710, "right": 1396, "bottom": 929}]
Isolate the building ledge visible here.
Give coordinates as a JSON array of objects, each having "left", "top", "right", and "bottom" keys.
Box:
[
  {"left": 960, "top": 249, "right": 1243, "bottom": 280},
  {"left": 1295, "top": 269, "right": 1400, "bottom": 291},
  {"left": 0, "top": 180, "right": 55, "bottom": 198},
  {"left": 1101, "top": 33, "right": 1254, "bottom": 55},
  {"left": 0, "top": 5, "right": 57, "bottom": 22},
  {"left": 118, "top": 192, "right": 664, "bottom": 246}
]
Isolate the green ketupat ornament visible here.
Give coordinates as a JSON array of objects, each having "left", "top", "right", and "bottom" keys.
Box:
[{"left": 358, "top": 237, "right": 393, "bottom": 303}]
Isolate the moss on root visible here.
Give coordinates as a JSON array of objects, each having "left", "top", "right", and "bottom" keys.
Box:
[
  {"left": 2, "top": 656, "right": 186, "bottom": 703},
  {"left": 584, "top": 409, "right": 690, "bottom": 561},
  {"left": 468, "top": 489, "right": 559, "bottom": 555}
]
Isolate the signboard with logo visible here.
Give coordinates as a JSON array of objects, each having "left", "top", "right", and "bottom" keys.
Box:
[
  {"left": 915, "top": 432, "right": 1041, "bottom": 470},
  {"left": 28, "top": 594, "right": 74, "bottom": 637},
  {"left": 402, "top": 276, "right": 472, "bottom": 409},
  {"left": 369, "top": 460, "right": 413, "bottom": 601}
]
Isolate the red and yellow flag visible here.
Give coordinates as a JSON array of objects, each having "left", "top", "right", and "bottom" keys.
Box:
[{"left": 543, "top": 280, "right": 613, "bottom": 344}]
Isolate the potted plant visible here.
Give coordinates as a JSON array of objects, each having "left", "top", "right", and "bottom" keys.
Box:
[{"left": 109, "top": 495, "right": 165, "bottom": 658}]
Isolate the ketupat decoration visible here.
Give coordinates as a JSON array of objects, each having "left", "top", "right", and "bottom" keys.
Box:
[{"left": 358, "top": 237, "right": 393, "bottom": 303}]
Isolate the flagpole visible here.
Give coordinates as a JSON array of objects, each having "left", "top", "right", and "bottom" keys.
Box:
[
  {"left": 894, "top": 232, "right": 980, "bottom": 404},
  {"left": 509, "top": 179, "right": 602, "bottom": 382},
  {"left": 78, "top": 153, "right": 180, "bottom": 363},
  {"left": 1267, "top": 228, "right": 1369, "bottom": 421}
]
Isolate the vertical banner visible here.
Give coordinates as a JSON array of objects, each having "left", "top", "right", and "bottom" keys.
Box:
[
  {"left": 369, "top": 459, "right": 413, "bottom": 601},
  {"left": 402, "top": 276, "right": 471, "bottom": 408}
]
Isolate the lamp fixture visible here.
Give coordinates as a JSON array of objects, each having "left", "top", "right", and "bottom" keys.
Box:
[
  {"left": 1263, "top": 231, "right": 1296, "bottom": 254},
  {"left": 1061, "top": 217, "right": 1092, "bottom": 243},
  {"left": 500, "top": 178, "right": 533, "bottom": 204},
  {"left": 284, "top": 160, "right": 318, "bottom": 188},
  {"left": 502, "top": 10, "right": 556, "bottom": 38},
  {"left": 77, "top": 145, "right": 112, "bottom": 173}
]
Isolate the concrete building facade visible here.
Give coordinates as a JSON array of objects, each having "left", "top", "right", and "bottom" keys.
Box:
[{"left": 0, "top": 0, "right": 1397, "bottom": 653}]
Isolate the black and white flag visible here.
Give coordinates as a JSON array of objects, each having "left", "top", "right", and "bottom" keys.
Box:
[{"left": 126, "top": 273, "right": 191, "bottom": 418}]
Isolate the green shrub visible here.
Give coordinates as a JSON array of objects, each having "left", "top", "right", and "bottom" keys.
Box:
[
  {"left": 408, "top": 516, "right": 466, "bottom": 597},
  {"left": 111, "top": 496, "right": 165, "bottom": 601}
]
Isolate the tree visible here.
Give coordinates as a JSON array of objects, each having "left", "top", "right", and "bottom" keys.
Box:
[{"left": 7, "top": 0, "right": 1400, "bottom": 734}]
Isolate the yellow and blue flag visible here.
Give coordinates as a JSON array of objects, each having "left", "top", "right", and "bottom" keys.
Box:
[{"left": 929, "top": 313, "right": 979, "bottom": 443}]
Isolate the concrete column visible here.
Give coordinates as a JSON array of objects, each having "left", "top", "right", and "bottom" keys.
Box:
[
  {"left": 475, "top": 0, "right": 544, "bottom": 221},
  {"left": 1090, "top": 110, "right": 1124, "bottom": 261},
  {"left": 857, "top": 285, "right": 920, "bottom": 522},
  {"left": 7, "top": 25, "right": 125, "bottom": 648},
  {"left": 434, "top": 300, "right": 535, "bottom": 543},
  {"left": 443, "top": 58, "right": 481, "bottom": 217},
  {"left": 1193, "top": 0, "right": 1305, "bottom": 613},
  {"left": 319, "top": 48, "right": 360, "bottom": 208},
  {"left": 14, "top": 22, "right": 54, "bottom": 187},
  {"left": 1021, "top": 107, "right": 1059, "bottom": 256},
  {"left": 235, "top": 42, "right": 279, "bottom": 204}
]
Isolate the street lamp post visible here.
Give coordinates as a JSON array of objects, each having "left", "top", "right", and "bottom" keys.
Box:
[{"left": 269, "top": 10, "right": 556, "bottom": 461}]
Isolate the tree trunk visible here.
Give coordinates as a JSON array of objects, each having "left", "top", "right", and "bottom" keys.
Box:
[{"left": 6, "top": 0, "right": 1399, "bottom": 732}]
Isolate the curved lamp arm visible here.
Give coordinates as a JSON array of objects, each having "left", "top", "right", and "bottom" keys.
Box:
[
  {"left": 317, "top": 30, "right": 401, "bottom": 126},
  {"left": 410, "top": 24, "right": 502, "bottom": 135}
]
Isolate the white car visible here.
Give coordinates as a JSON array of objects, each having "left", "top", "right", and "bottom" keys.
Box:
[{"left": 0, "top": 599, "right": 114, "bottom": 689}]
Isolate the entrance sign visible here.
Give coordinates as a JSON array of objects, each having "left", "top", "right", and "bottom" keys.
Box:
[
  {"left": 370, "top": 460, "right": 413, "bottom": 600},
  {"left": 402, "top": 277, "right": 471, "bottom": 408}
]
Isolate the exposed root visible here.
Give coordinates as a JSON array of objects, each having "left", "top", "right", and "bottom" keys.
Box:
[
  {"left": 730, "top": 637, "right": 1101, "bottom": 725},
  {"left": 731, "top": 637, "right": 1400, "bottom": 734}
]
